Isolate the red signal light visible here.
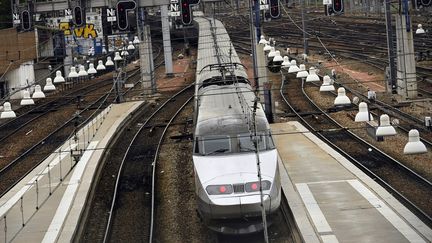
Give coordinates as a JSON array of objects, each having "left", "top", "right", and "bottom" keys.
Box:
[
  {"left": 180, "top": 0, "right": 200, "bottom": 25},
  {"left": 332, "top": 0, "right": 344, "bottom": 13},
  {"left": 116, "top": 1, "right": 137, "bottom": 30},
  {"left": 219, "top": 186, "right": 226, "bottom": 193}
]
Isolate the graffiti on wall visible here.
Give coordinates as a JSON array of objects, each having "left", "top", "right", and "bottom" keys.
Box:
[{"left": 59, "top": 22, "right": 98, "bottom": 38}]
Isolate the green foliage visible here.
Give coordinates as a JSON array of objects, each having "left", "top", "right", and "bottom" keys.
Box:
[{"left": 0, "top": 0, "right": 13, "bottom": 29}]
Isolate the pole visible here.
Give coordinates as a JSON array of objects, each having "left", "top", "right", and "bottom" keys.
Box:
[
  {"left": 301, "top": 0, "right": 309, "bottom": 55},
  {"left": 250, "top": 1, "right": 268, "bottom": 242},
  {"left": 161, "top": 5, "right": 173, "bottom": 77},
  {"left": 252, "top": 98, "right": 269, "bottom": 243},
  {"left": 384, "top": 0, "right": 396, "bottom": 93},
  {"left": 254, "top": 0, "right": 261, "bottom": 42},
  {"left": 249, "top": 0, "right": 260, "bottom": 91}
]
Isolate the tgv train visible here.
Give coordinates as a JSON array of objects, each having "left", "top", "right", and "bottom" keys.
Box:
[{"left": 192, "top": 15, "right": 281, "bottom": 234}]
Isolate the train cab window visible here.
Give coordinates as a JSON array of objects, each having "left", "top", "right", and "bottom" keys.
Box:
[
  {"left": 201, "top": 135, "right": 231, "bottom": 156},
  {"left": 238, "top": 134, "right": 265, "bottom": 152}
]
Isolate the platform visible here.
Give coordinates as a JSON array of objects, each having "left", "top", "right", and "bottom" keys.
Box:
[
  {"left": 271, "top": 121, "right": 432, "bottom": 243},
  {"left": 0, "top": 101, "right": 144, "bottom": 243}
]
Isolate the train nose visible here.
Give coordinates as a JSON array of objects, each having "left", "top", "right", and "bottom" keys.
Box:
[{"left": 209, "top": 194, "right": 273, "bottom": 218}]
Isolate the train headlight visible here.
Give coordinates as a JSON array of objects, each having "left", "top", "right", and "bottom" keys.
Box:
[
  {"left": 245, "top": 180, "right": 271, "bottom": 192},
  {"left": 206, "top": 185, "right": 233, "bottom": 195}
]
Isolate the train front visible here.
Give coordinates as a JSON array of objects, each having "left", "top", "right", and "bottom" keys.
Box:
[{"left": 193, "top": 86, "right": 281, "bottom": 234}]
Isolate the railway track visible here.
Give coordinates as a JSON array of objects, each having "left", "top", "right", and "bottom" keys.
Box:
[
  {"left": 0, "top": 71, "right": 128, "bottom": 143},
  {"left": 279, "top": 74, "right": 432, "bottom": 225},
  {"left": 0, "top": 68, "right": 143, "bottom": 197},
  {"left": 78, "top": 84, "right": 194, "bottom": 242},
  {"left": 303, "top": 77, "right": 432, "bottom": 148}
]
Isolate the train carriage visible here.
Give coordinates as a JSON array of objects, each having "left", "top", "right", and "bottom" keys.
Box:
[{"left": 192, "top": 15, "right": 281, "bottom": 234}]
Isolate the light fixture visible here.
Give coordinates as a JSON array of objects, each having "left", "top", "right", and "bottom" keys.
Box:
[
  {"left": 121, "top": 49, "right": 129, "bottom": 56},
  {"left": 87, "top": 63, "right": 97, "bottom": 74},
  {"left": 32, "top": 85, "right": 46, "bottom": 99},
  {"left": 78, "top": 65, "right": 88, "bottom": 77},
  {"left": 127, "top": 41, "right": 135, "bottom": 50},
  {"left": 259, "top": 35, "right": 267, "bottom": 45},
  {"left": 263, "top": 43, "right": 272, "bottom": 52},
  {"left": 114, "top": 52, "right": 123, "bottom": 61},
  {"left": 20, "top": 90, "right": 35, "bottom": 105},
  {"left": 334, "top": 87, "right": 350, "bottom": 106},
  {"left": 288, "top": 60, "right": 300, "bottom": 73},
  {"left": 68, "top": 67, "right": 79, "bottom": 78},
  {"left": 416, "top": 24, "right": 425, "bottom": 34},
  {"left": 96, "top": 60, "right": 106, "bottom": 70},
  {"left": 44, "top": 78, "right": 56, "bottom": 91},
  {"left": 53, "top": 70, "right": 65, "bottom": 83},
  {"left": 296, "top": 64, "right": 309, "bottom": 78},
  {"left": 106, "top": 56, "right": 115, "bottom": 66},
  {"left": 267, "top": 47, "right": 276, "bottom": 59},
  {"left": 403, "top": 129, "right": 427, "bottom": 154},
  {"left": 355, "top": 102, "right": 373, "bottom": 122},
  {"left": 376, "top": 114, "right": 397, "bottom": 136},
  {"left": 320, "top": 75, "right": 335, "bottom": 91},
  {"left": 281, "top": 56, "right": 290, "bottom": 68},
  {"left": 273, "top": 50, "right": 283, "bottom": 63},
  {"left": 306, "top": 67, "right": 320, "bottom": 82},
  {"left": 133, "top": 36, "right": 140, "bottom": 44},
  {"left": 0, "top": 102, "right": 16, "bottom": 118}
]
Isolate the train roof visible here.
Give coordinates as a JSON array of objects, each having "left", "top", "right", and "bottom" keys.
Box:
[
  {"left": 195, "top": 83, "right": 270, "bottom": 136},
  {"left": 194, "top": 16, "right": 249, "bottom": 86}
]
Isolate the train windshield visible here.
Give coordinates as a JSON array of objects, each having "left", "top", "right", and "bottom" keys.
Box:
[
  {"left": 238, "top": 133, "right": 268, "bottom": 152},
  {"left": 201, "top": 135, "right": 231, "bottom": 155},
  {"left": 195, "top": 133, "right": 275, "bottom": 156}
]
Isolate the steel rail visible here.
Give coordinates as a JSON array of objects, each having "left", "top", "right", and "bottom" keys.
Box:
[
  {"left": 102, "top": 83, "right": 194, "bottom": 243},
  {"left": 0, "top": 69, "right": 143, "bottom": 197},
  {"left": 280, "top": 77, "right": 432, "bottom": 226}
]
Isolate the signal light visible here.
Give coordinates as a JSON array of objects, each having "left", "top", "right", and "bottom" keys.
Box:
[
  {"left": 21, "top": 10, "right": 31, "bottom": 31},
  {"left": 180, "top": 0, "right": 200, "bottom": 25},
  {"left": 206, "top": 184, "right": 233, "bottom": 195},
  {"left": 269, "top": 0, "right": 280, "bottom": 18},
  {"left": 245, "top": 180, "right": 271, "bottom": 192},
  {"left": 117, "top": 0, "right": 136, "bottom": 30},
  {"left": 73, "top": 6, "right": 83, "bottom": 26},
  {"left": 332, "top": 0, "right": 344, "bottom": 14}
]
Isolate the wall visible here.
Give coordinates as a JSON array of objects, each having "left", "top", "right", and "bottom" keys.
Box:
[
  {"left": 4, "top": 60, "right": 36, "bottom": 99},
  {"left": 0, "top": 28, "right": 37, "bottom": 75}
]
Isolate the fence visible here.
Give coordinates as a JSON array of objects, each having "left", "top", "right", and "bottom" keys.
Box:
[{"left": 0, "top": 104, "right": 113, "bottom": 243}]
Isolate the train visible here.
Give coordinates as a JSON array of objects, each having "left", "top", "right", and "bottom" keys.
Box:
[{"left": 192, "top": 14, "right": 281, "bottom": 234}]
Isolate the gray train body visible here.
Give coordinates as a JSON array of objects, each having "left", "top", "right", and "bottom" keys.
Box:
[{"left": 192, "top": 14, "right": 281, "bottom": 234}]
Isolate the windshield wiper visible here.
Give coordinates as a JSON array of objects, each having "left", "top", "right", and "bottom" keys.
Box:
[
  {"left": 206, "top": 148, "right": 229, "bottom": 155},
  {"left": 239, "top": 147, "right": 256, "bottom": 152}
]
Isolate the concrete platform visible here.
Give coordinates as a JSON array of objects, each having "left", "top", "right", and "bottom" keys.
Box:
[
  {"left": 272, "top": 121, "right": 432, "bottom": 243},
  {"left": 0, "top": 101, "right": 144, "bottom": 243}
]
